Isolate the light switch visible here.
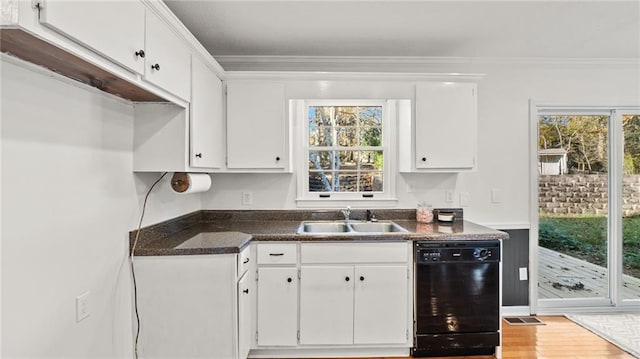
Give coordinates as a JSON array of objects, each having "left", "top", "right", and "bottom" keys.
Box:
[
  {"left": 76, "top": 291, "right": 90, "bottom": 322},
  {"left": 519, "top": 267, "right": 528, "bottom": 281}
]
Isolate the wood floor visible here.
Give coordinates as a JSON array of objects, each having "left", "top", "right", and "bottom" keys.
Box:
[{"left": 315, "top": 316, "right": 634, "bottom": 359}]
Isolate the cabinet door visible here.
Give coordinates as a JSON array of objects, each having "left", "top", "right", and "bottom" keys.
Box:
[
  {"left": 299, "top": 266, "right": 354, "bottom": 345},
  {"left": 191, "top": 56, "right": 224, "bottom": 169},
  {"left": 257, "top": 267, "right": 298, "bottom": 346},
  {"left": 226, "top": 82, "right": 287, "bottom": 169},
  {"left": 354, "top": 265, "right": 408, "bottom": 344},
  {"left": 415, "top": 82, "right": 477, "bottom": 169},
  {"left": 39, "top": 0, "right": 145, "bottom": 74},
  {"left": 238, "top": 271, "right": 252, "bottom": 359},
  {"left": 145, "top": 10, "right": 191, "bottom": 101}
]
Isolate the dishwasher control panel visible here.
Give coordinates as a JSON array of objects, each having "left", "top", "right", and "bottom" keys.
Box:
[{"left": 416, "top": 240, "right": 500, "bottom": 263}]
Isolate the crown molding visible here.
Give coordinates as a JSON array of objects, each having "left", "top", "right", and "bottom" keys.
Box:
[
  {"left": 216, "top": 55, "right": 640, "bottom": 72},
  {"left": 224, "top": 70, "right": 485, "bottom": 82}
]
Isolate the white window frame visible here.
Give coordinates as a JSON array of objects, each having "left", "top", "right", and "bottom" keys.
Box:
[{"left": 295, "top": 99, "right": 398, "bottom": 207}]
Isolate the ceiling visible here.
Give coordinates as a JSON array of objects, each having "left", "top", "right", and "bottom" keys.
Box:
[{"left": 165, "top": 1, "right": 640, "bottom": 62}]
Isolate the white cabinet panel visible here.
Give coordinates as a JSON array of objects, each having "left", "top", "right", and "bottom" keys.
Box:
[
  {"left": 257, "top": 267, "right": 298, "bottom": 346},
  {"left": 238, "top": 271, "right": 252, "bottom": 359},
  {"left": 144, "top": 10, "right": 190, "bottom": 101},
  {"left": 299, "top": 266, "right": 354, "bottom": 345},
  {"left": 39, "top": 0, "right": 145, "bottom": 75},
  {"left": 354, "top": 266, "right": 408, "bottom": 344},
  {"left": 412, "top": 82, "right": 477, "bottom": 171},
  {"left": 226, "top": 82, "right": 288, "bottom": 170},
  {"left": 191, "top": 56, "right": 224, "bottom": 169},
  {"left": 301, "top": 242, "right": 408, "bottom": 264}
]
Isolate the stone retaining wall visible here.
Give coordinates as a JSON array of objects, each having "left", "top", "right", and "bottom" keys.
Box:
[{"left": 539, "top": 174, "right": 640, "bottom": 216}]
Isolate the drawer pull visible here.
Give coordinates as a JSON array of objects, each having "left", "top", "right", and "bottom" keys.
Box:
[
  {"left": 269, "top": 253, "right": 284, "bottom": 256},
  {"left": 243, "top": 258, "right": 250, "bottom": 264},
  {"left": 242, "top": 288, "right": 249, "bottom": 294}
]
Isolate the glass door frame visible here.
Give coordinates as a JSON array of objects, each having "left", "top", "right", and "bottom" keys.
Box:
[{"left": 529, "top": 102, "right": 640, "bottom": 314}]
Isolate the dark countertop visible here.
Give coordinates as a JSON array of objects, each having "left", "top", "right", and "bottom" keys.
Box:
[{"left": 131, "top": 210, "right": 508, "bottom": 257}]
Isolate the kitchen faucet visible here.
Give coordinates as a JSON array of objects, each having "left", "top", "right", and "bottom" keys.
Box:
[
  {"left": 366, "top": 209, "right": 378, "bottom": 222},
  {"left": 341, "top": 206, "right": 351, "bottom": 222}
]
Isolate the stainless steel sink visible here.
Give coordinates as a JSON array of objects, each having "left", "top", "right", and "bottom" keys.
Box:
[
  {"left": 349, "top": 222, "right": 407, "bottom": 233},
  {"left": 300, "top": 222, "right": 351, "bottom": 233},
  {"left": 297, "top": 220, "right": 408, "bottom": 234}
]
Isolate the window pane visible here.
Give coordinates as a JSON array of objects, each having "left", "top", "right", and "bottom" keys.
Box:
[
  {"left": 309, "top": 126, "right": 333, "bottom": 146},
  {"left": 537, "top": 115, "right": 609, "bottom": 300},
  {"left": 337, "top": 173, "right": 359, "bottom": 192},
  {"left": 360, "top": 126, "right": 382, "bottom": 146},
  {"left": 335, "top": 107, "right": 358, "bottom": 126},
  {"left": 360, "top": 151, "right": 383, "bottom": 170},
  {"left": 308, "top": 151, "right": 333, "bottom": 170},
  {"left": 337, "top": 151, "right": 358, "bottom": 171},
  {"left": 359, "top": 106, "right": 383, "bottom": 126},
  {"left": 622, "top": 114, "right": 640, "bottom": 297},
  {"left": 309, "top": 171, "right": 333, "bottom": 192},
  {"left": 337, "top": 127, "right": 358, "bottom": 147},
  {"left": 308, "top": 106, "right": 332, "bottom": 126},
  {"left": 359, "top": 172, "right": 383, "bottom": 192}
]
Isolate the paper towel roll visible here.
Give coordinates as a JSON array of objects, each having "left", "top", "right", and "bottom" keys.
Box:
[{"left": 171, "top": 172, "right": 212, "bottom": 194}]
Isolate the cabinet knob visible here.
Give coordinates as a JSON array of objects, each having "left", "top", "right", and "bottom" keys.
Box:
[
  {"left": 275, "top": 156, "right": 280, "bottom": 162},
  {"left": 287, "top": 277, "right": 292, "bottom": 283},
  {"left": 345, "top": 276, "right": 350, "bottom": 282},
  {"left": 195, "top": 153, "right": 202, "bottom": 158},
  {"left": 360, "top": 276, "right": 365, "bottom": 281},
  {"left": 135, "top": 50, "right": 145, "bottom": 58},
  {"left": 421, "top": 157, "right": 427, "bottom": 162},
  {"left": 242, "top": 288, "right": 249, "bottom": 294},
  {"left": 151, "top": 63, "right": 160, "bottom": 71}
]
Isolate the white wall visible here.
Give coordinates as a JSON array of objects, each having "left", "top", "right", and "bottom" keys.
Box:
[
  {"left": 0, "top": 59, "right": 201, "bottom": 358},
  {"left": 202, "top": 61, "right": 640, "bottom": 228}
]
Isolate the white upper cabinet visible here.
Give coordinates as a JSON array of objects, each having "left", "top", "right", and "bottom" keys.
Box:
[
  {"left": 144, "top": 10, "right": 191, "bottom": 101},
  {"left": 39, "top": 0, "right": 146, "bottom": 75},
  {"left": 191, "top": 56, "right": 225, "bottom": 169},
  {"left": 226, "top": 81, "right": 290, "bottom": 171},
  {"left": 401, "top": 82, "right": 478, "bottom": 172}
]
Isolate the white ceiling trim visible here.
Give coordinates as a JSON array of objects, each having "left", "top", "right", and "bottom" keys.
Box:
[
  {"left": 223, "top": 71, "right": 485, "bottom": 82},
  {"left": 216, "top": 55, "right": 640, "bottom": 71}
]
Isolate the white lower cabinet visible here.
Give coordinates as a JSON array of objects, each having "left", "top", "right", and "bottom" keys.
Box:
[
  {"left": 134, "top": 248, "right": 254, "bottom": 359},
  {"left": 257, "top": 267, "right": 299, "bottom": 346},
  {"left": 353, "top": 265, "right": 408, "bottom": 344},
  {"left": 255, "top": 241, "right": 412, "bottom": 355},
  {"left": 299, "top": 266, "right": 355, "bottom": 345}
]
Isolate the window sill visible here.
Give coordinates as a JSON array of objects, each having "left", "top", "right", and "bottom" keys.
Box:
[{"left": 296, "top": 198, "right": 399, "bottom": 208}]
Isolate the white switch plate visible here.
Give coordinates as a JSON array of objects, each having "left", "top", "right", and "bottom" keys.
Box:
[
  {"left": 445, "top": 190, "right": 454, "bottom": 203},
  {"left": 76, "top": 291, "right": 90, "bottom": 322},
  {"left": 460, "top": 192, "right": 470, "bottom": 206},
  {"left": 242, "top": 191, "right": 252, "bottom": 205},
  {"left": 491, "top": 188, "right": 502, "bottom": 203},
  {"left": 519, "top": 267, "right": 528, "bottom": 281}
]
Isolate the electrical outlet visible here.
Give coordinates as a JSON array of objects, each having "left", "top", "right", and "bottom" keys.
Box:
[
  {"left": 519, "top": 267, "right": 528, "bottom": 281},
  {"left": 445, "top": 190, "right": 454, "bottom": 203},
  {"left": 491, "top": 188, "right": 502, "bottom": 203},
  {"left": 242, "top": 191, "right": 252, "bottom": 205},
  {"left": 460, "top": 192, "right": 470, "bottom": 206},
  {"left": 76, "top": 291, "right": 90, "bottom": 322}
]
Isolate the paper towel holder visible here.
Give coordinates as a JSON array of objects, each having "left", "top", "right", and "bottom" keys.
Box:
[{"left": 171, "top": 172, "right": 190, "bottom": 193}]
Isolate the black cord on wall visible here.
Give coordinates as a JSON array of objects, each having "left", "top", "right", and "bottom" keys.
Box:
[{"left": 130, "top": 172, "right": 168, "bottom": 359}]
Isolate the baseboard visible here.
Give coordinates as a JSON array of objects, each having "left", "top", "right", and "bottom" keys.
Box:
[{"left": 502, "top": 306, "right": 531, "bottom": 316}]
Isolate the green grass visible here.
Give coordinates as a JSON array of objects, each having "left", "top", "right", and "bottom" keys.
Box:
[{"left": 539, "top": 215, "right": 640, "bottom": 278}]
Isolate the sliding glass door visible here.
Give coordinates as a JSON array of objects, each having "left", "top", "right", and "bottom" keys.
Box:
[{"left": 534, "top": 107, "right": 640, "bottom": 310}]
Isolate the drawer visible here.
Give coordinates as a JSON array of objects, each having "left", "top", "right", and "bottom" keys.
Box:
[
  {"left": 257, "top": 243, "right": 297, "bottom": 265},
  {"left": 238, "top": 245, "right": 252, "bottom": 276},
  {"left": 301, "top": 242, "right": 409, "bottom": 264}
]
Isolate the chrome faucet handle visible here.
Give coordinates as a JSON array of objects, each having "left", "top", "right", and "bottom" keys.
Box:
[{"left": 341, "top": 206, "right": 351, "bottom": 221}]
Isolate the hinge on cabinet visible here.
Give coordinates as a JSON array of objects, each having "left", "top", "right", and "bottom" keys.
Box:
[
  {"left": 256, "top": 331, "right": 258, "bottom": 343},
  {"left": 297, "top": 330, "right": 300, "bottom": 341},
  {"left": 407, "top": 268, "right": 410, "bottom": 279},
  {"left": 255, "top": 269, "right": 259, "bottom": 281},
  {"left": 406, "top": 329, "right": 409, "bottom": 340},
  {"left": 298, "top": 269, "right": 301, "bottom": 279}
]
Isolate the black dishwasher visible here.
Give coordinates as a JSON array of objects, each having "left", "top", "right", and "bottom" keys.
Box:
[{"left": 413, "top": 240, "right": 500, "bottom": 357}]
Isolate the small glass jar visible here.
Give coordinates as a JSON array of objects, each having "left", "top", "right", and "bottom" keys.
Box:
[{"left": 416, "top": 202, "right": 434, "bottom": 223}]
